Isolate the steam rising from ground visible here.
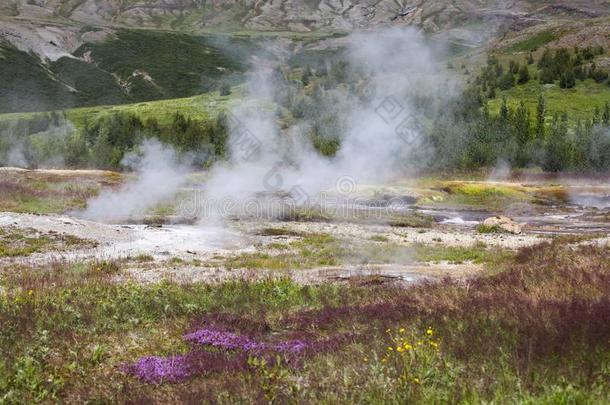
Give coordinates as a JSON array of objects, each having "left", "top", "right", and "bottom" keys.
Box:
[
  {"left": 1, "top": 118, "right": 77, "bottom": 168},
  {"left": 78, "top": 28, "right": 454, "bottom": 223},
  {"left": 80, "top": 139, "right": 188, "bottom": 222},
  {"left": 202, "top": 27, "right": 454, "bottom": 220}
]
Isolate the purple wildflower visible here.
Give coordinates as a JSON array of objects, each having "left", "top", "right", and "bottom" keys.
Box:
[
  {"left": 275, "top": 340, "right": 309, "bottom": 353},
  {"left": 184, "top": 328, "right": 266, "bottom": 352},
  {"left": 125, "top": 327, "right": 351, "bottom": 384},
  {"left": 123, "top": 355, "right": 191, "bottom": 384}
]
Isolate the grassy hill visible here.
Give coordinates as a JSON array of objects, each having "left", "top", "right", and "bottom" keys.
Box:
[
  {"left": 477, "top": 34, "right": 610, "bottom": 123},
  {"left": 0, "top": 29, "right": 256, "bottom": 114},
  {"left": 488, "top": 78, "right": 610, "bottom": 122},
  {"left": 0, "top": 87, "right": 241, "bottom": 128}
]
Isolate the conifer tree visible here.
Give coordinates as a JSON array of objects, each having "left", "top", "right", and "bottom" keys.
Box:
[{"left": 535, "top": 94, "right": 546, "bottom": 138}]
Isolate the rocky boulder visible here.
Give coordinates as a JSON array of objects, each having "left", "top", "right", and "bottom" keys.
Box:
[{"left": 482, "top": 215, "right": 523, "bottom": 234}]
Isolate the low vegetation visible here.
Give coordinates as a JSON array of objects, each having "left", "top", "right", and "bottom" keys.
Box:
[
  {"left": 476, "top": 223, "right": 503, "bottom": 234},
  {"left": 436, "top": 181, "right": 530, "bottom": 208},
  {"left": 227, "top": 233, "right": 507, "bottom": 270},
  {"left": 0, "top": 228, "right": 96, "bottom": 257},
  {"left": 226, "top": 233, "right": 342, "bottom": 269},
  {"left": 0, "top": 240, "right": 607, "bottom": 402},
  {"left": 0, "top": 30, "right": 252, "bottom": 114},
  {"left": 0, "top": 169, "right": 118, "bottom": 214}
]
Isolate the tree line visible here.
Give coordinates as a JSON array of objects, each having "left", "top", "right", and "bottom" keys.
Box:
[
  {"left": 430, "top": 90, "right": 610, "bottom": 172},
  {"left": 0, "top": 111, "right": 228, "bottom": 169},
  {"left": 2, "top": 48, "right": 609, "bottom": 173},
  {"left": 476, "top": 46, "right": 608, "bottom": 97}
]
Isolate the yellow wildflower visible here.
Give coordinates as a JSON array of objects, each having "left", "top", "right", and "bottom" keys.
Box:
[
  {"left": 426, "top": 327, "right": 433, "bottom": 336},
  {"left": 430, "top": 341, "right": 439, "bottom": 348},
  {"left": 396, "top": 346, "right": 404, "bottom": 352},
  {"left": 387, "top": 347, "right": 393, "bottom": 351},
  {"left": 413, "top": 377, "right": 420, "bottom": 384},
  {"left": 399, "top": 328, "right": 405, "bottom": 333},
  {"left": 404, "top": 343, "right": 413, "bottom": 350}
]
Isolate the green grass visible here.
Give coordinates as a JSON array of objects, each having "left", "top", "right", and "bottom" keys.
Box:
[
  {"left": 507, "top": 30, "right": 558, "bottom": 52},
  {"left": 476, "top": 224, "right": 503, "bottom": 234},
  {"left": 388, "top": 212, "right": 435, "bottom": 228},
  {"left": 0, "top": 89, "right": 240, "bottom": 131},
  {"left": 413, "top": 243, "right": 510, "bottom": 264},
  {"left": 0, "top": 271, "right": 345, "bottom": 402},
  {"left": 0, "top": 231, "right": 54, "bottom": 257},
  {"left": 0, "top": 44, "right": 77, "bottom": 114},
  {"left": 432, "top": 181, "right": 530, "bottom": 209},
  {"left": 227, "top": 233, "right": 343, "bottom": 269},
  {"left": 0, "top": 170, "right": 118, "bottom": 214},
  {"left": 256, "top": 228, "right": 305, "bottom": 237},
  {"left": 0, "top": 241, "right": 607, "bottom": 402},
  {"left": 0, "top": 228, "right": 96, "bottom": 257},
  {"left": 226, "top": 233, "right": 506, "bottom": 270},
  {"left": 74, "top": 30, "right": 250, "bottom": 99},
  {"left": 488, "top": 79, "right": 610, "bottom": 123}
]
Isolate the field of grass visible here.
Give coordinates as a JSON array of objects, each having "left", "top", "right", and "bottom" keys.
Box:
[
  {"left": 0, "top": 44, "right": 78, "bottom": 114},
  {"left": 433, "top": 181, "right": 531, "bottom": 209},
  {"left": 506, "top": 30, "right": 559, "bottom": 52},
  {"left": 488, "top": 75, "right": 610, "bottom": 123},
  {"left": 67, "top": 89, "right": 241, "bottom": 130},
  {"left": 0, "top": 88, "right": 240, "bottom": 131},
  {"left": 74, "top": 30, "right": 251, "bottom": 99},
  {"left": 0, "top": 240, "right": 607, "bottom": 402},
  {"left": 0, "top": 169, "right": 121, "bottom": 214}
]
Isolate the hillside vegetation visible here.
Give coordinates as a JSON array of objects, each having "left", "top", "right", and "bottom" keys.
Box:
[{"left": 0, "top": 30, "right": 253, "bottom": 114}]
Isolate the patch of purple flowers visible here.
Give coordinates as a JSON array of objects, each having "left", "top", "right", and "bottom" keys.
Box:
[
  {"left": 124, "top": 328, "right": 332, "bottom": 384},
  {"left": 184, "top": 328, "right": 266, "bottom": 352},
  {"left": 123, "top": 355, "right": 190, "bottom": 384},
  {"left": 184, "top": 328, "right": 311, "bottom": 354},
  {"left": 275, "top": 339, "right": 308, "bottom": 353},
  {"left": 123, "top": 350, "right": 249, "bottom": 384}
]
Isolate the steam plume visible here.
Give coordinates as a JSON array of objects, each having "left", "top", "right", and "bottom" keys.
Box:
[{"left": 79, "top": 139, "right": 188, "bottom": 222}]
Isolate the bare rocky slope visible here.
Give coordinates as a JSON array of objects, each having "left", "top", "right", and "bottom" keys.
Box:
[{"left": 2, "top": 1, "right": 610, "bottom": 58}]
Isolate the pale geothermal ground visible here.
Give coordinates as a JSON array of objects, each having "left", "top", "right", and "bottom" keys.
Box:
[{"left": 1, "top": 167, "right": 609, "bottom": 286}]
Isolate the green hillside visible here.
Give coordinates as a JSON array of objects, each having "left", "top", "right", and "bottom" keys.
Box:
[
  {"left": 0, "top": 44, "right": 78, "bottom": 113},
  {"left": 479, "top": 45, "right": 610, "bottom": 123},
  {"left": 488, "top": 78, "right": 610, "bottom": 122},
  {"left": 65, "top": 88, "right": 241, "bottom": 129},
  {"left": 0, "top": 29, "right": 256, "bottom": 114}
]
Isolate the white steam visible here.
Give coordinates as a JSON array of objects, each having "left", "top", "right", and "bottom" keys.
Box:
[
  {"left": 202, "top": 27, "right": 454, "bottom": 219},
  {"left": 79, "top": 139, "right": 188, "bottom": 222},
  {"left": 489, "top": 158, "right": 512, "bottom": 181},
  {"left": 77, "top": 28, "right": 455, "bottom": 224},
  {"left": 1, "top": 118, "right": 77, "bottom": 168}
]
